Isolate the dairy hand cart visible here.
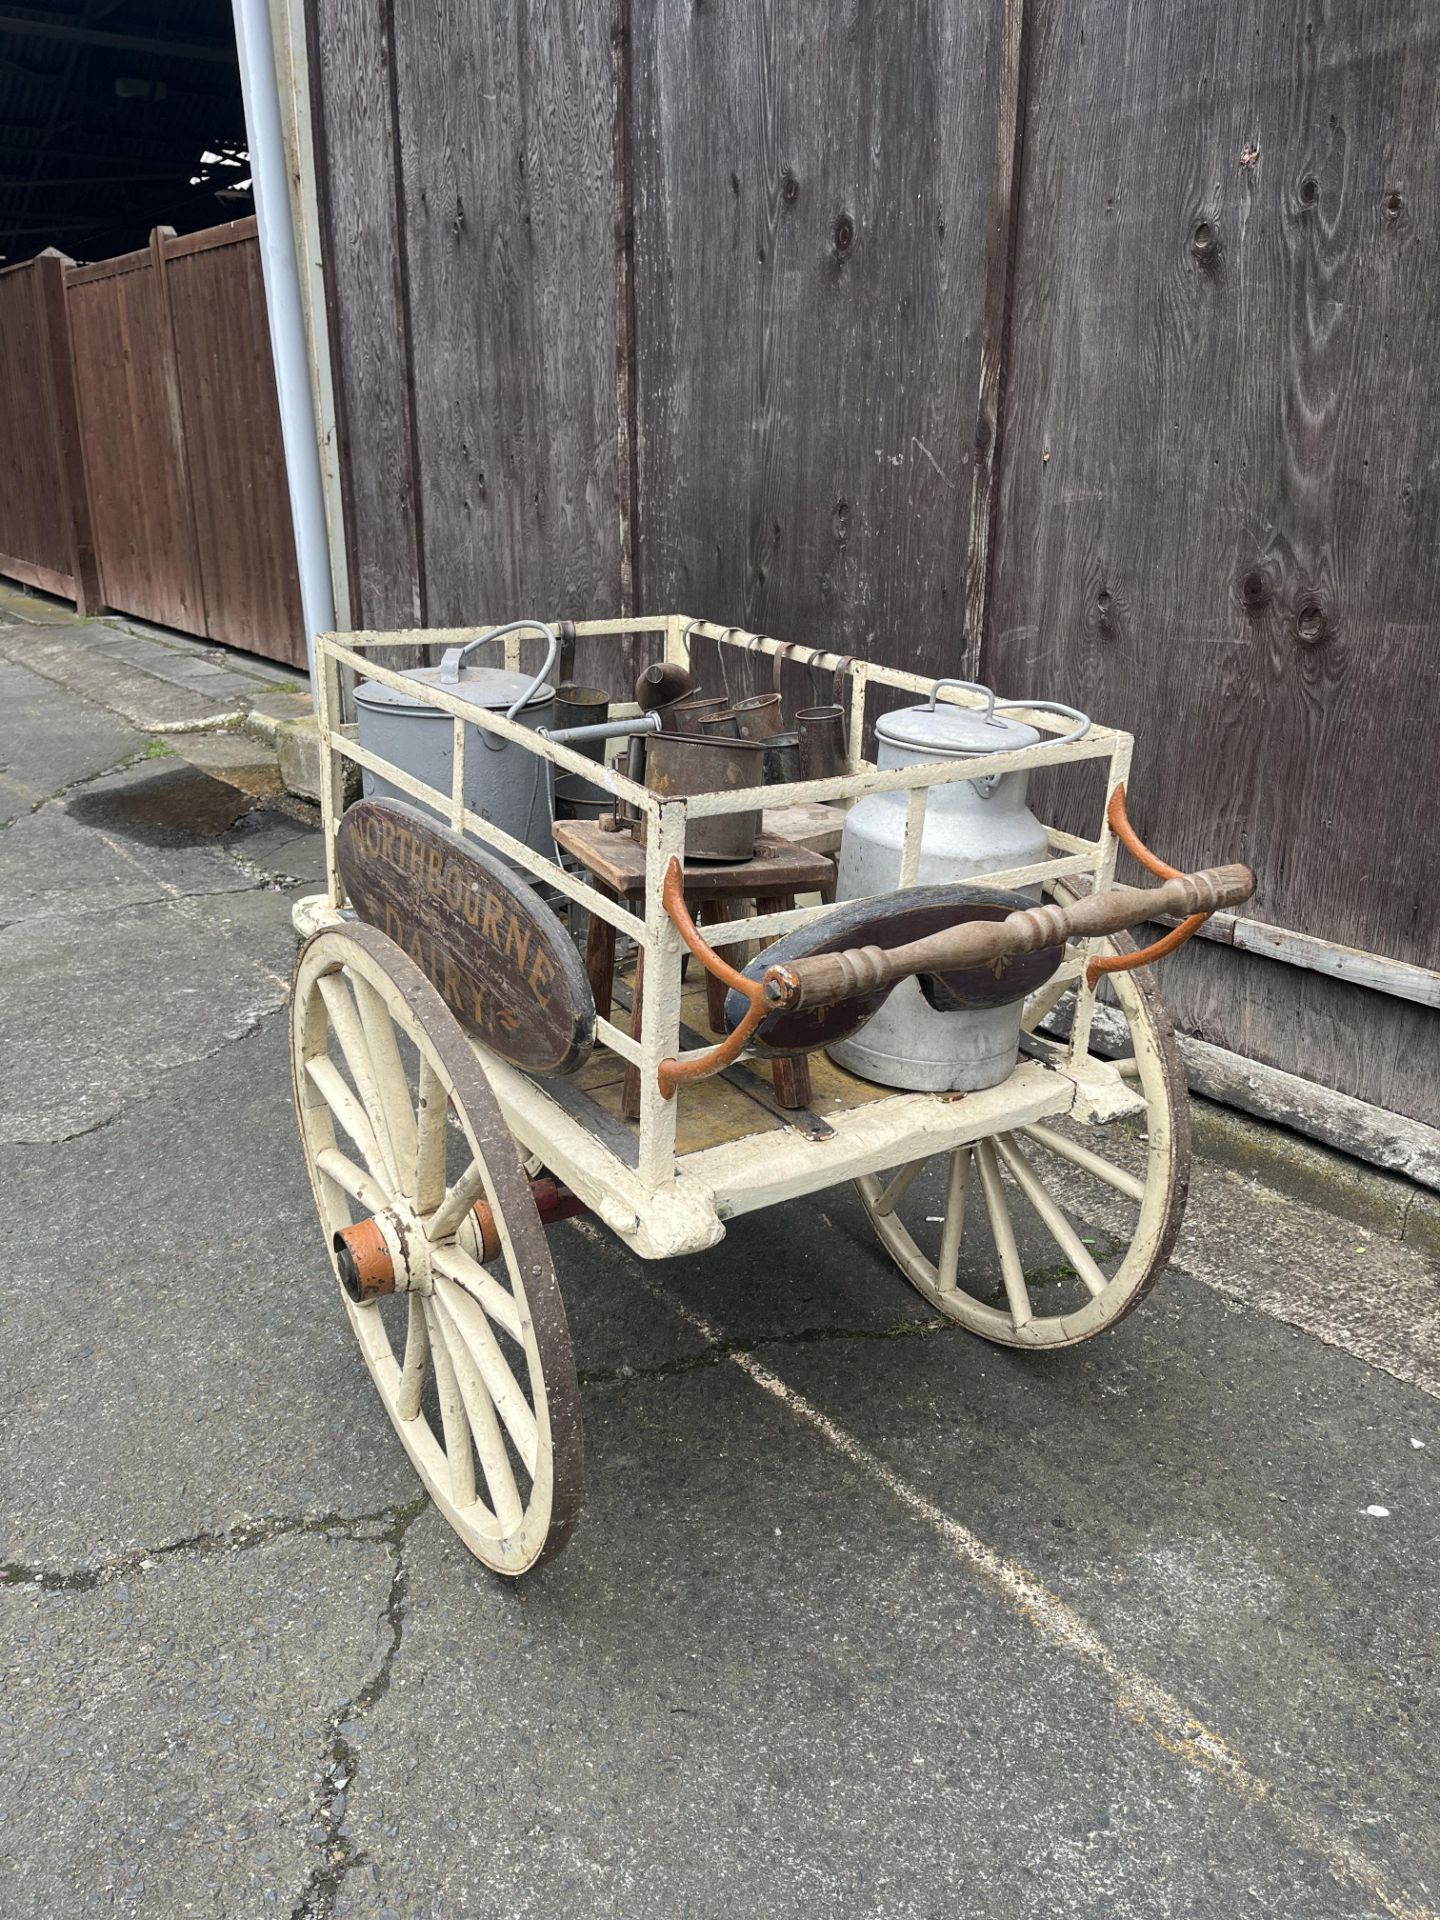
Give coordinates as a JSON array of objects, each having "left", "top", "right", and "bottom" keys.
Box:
[{"left": 290, "top": 617, "right": 1253, "bottom": 1576}]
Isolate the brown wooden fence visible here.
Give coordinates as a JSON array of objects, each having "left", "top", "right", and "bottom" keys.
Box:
[
  {"left": 305, "top": 0, "right": 1438, "bottom": 1135},
  {"left": 0, "top": 219, "right": 304, "bottom": 669}
]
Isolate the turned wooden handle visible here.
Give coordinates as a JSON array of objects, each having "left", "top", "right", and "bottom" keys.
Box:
[{"left": 763, "top": 864, "right": 1255, "bottom": 1012}]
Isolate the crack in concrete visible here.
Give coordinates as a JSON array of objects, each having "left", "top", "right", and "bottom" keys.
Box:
[
  {"left": 576, "top": 1311, "right": 958, "bottom": 1389},
  {"left": 2, "top": 1000, "right": 290, "bottom": 1149},
  {"left": 288, "top": 1502, "right": 426, "bottom": 1920},
  {"left": 0, "top": 1495, "right": 429, "bottom": 1594},
  {"left": 0, "top": 739, "right": 157, "bottom": 826}
]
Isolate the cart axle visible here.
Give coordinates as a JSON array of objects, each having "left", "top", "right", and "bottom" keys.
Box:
[{"left": 333, "top": 1177, "right": 587, "bottom": 1303}]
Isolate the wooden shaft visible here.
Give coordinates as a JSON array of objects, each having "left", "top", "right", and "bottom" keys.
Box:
[{"left": 764, "top": 864, "right": 1255, "bottom": 1011}]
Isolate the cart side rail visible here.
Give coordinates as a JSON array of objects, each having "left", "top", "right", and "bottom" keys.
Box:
[{"left": 311, "top": 617, "right": 1136, "bottom": 1197}]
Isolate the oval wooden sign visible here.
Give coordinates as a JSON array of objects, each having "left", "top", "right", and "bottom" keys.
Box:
[
  {"left": 336, "top": 799, "right": 594, "bottom": 1078},
  {"left": 723, "top": 882, "right": 1063, "bottom": 1059}
]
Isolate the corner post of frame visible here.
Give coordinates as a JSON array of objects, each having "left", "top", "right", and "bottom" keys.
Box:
[
  {"left": 1068, "top": 729, "right": 1134, "bottom": 1064},
  {"left": 636, "top": 799, "right": 688, "bottom": 1189},
  {"left": 315, "top": 633, "right": 347, "bottom": 908}
]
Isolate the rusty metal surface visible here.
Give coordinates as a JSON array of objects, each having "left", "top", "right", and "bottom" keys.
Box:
[
  {"left": 643, "top": 732, "right": 765, "bottom": 862},
  {"left": 333, "top": 1218, "right": 396, "bottom": 1302},
  {"left": 796, "top": 706, "right": 849, "bottom": 782},
  {"left": 728, "top": 693, "right": 784, "bottom": 741}
]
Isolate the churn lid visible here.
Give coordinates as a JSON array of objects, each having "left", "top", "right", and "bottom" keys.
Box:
[
  {"left": 877, "top": 680, "right": 1041, "bottom": 758},
  {"left": 353, "top": 664, "right": 554, "bottom": 719}
]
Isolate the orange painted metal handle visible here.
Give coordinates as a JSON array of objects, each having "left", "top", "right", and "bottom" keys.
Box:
[
  {"left": 656, "top": 859, "right": 768, "bottom": 1099},
  {"left": 1087, "top": 784, "right": 1206, "bottom": 984}
]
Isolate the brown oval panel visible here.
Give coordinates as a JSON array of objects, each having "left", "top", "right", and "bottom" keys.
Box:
[{"left": 336, "top": 799, "right": 595, "bottom": 1078}]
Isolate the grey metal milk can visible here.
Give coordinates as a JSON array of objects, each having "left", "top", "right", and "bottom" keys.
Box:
[{"left": 828, "top": 679, "right": 1089, "bottom": 1093}]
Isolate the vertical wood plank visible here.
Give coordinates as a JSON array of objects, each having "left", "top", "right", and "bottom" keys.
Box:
[
  {"left": 961, "top": 0, "right": 1029, "bottom": 680},
  {"left": 31, "top": 252, "right": 101, "bottom": 614},
  {"left": 148, "top": 226, "right": 210, "bottom": 639},
  {"left": 306, "top": 0, "right": 423, "bottom": 632}
]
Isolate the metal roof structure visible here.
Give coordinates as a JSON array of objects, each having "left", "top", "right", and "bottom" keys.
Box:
[{"left": 0, "top": 1, "right": 247, "bottom": 264}]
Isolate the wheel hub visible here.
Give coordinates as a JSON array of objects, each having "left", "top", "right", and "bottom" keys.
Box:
[{"left": 333, "top": 1203, "right": 433, "bottom": 1302}]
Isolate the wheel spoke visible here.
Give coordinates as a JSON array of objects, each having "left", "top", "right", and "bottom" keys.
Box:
[
  {"left": 305, "top": 1057, "right": 394, "bottom": 1190},
  {"left": 314, "top": 1144, "right": 389, "bottom": 1217},
  {"left": 424, "top": 1159, "right": 490, "bottom": 1242},
  {"left": 430, "top": 1240, "right": 524, "bottom": 1343},
  {"left": 394, "top": 1294, "right": 431, "bottom": 1420},
  {"left": 995, "top": 1133, "right": 1109, "bottom": 1298},
  {"left": 352, "top": 975, "right": 420, "bottom": 1191},
  {"left": 873, "top": 1158, "right": 925, "bottom": 1218},
  {"left": 935, "top": 1147, "right": 971, "bottom": 1295},
  {"left": 423, "top": 1299, "right": 476, "bottom": 1507},
  {"left": 431, "top": 1293, "right": 525, "bottom": 1532},
  {"left": 414, "top": 1056, "right": 449, "bottom": 1214},
  {"left": 974, "top": 1138, "right": 1032, "bottom": 1329},
  {"left": 433, "top": 1274, "right": 539, "bottom": 1474},
  {"left": 1021, "top": 1122, "right": 1146, "bottom": 1203},
  {"left": 317, "top": 973, "right": 401, "bottom": 1192}
]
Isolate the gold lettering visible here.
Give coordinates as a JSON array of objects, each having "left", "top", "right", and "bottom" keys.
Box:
[
  {"left": 481, "top": 892, "right": 502, "bottom": 945},
  {"left": 363, "top": 814, "right": 382, "bottom": 858},
  {"left": 527, "top": 949, "right": 555, "bottom": 1010},
  {"left": 462, "top": 882, "right": 481, "bottom": 927},
  {"left": 503, "top": 913, "right": 530, "bottom": 973},
  {"left": 383, "top": 902, "right": 406, "bottom": 945},
  {"left": 380, "top": 817, "right": 397, "bottom": 867},
  {"left": 441, "top": 953, "right": 463, "bottom": 1009},
  {"left": 444, "top": 862, "right": 463, "bottom": 911},
  {"left": 427, "top": 848, "right": 444, "bottom": 895}
]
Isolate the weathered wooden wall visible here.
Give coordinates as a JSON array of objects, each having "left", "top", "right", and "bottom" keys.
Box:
[
  {"left": 0, "top": 251, "right": 98, "bottom": 611},
  {"left": 60, "top": 219, "right": 306, "bottom": 666},
  {"left": 631, "top": 0, "right": 1002, "bottom": 705},
  {"left": 986, "top": 0, "right": 1439, "bottom": 1124},
  {"left": 307, "top": 0, "right": 1438, "bottom": 1126}
]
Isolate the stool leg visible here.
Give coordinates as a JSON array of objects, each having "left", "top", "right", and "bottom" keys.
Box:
[
  {"left": 622, "top": 944, "right": 644, "bottom": 1123},
  {"left": 757, "top": 894, "right": 811, "bottom": 1110},
  {"left": 586, "top": 884, "right": 617, "bottom": 1023},
  {"left": 699, "top": 899, "right": 730, "bottom": 1035}
]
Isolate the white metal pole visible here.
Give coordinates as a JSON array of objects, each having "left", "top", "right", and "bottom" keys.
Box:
[{"left": 230, "top": 0, "right": 334, "bottom": 693}]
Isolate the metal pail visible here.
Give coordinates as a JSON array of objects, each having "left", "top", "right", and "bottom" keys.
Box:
[
  {"left": 763, "top": 732, "right": 801, "bottom": 785},
  {"left": 796, "top": 705, "right": 849, "bottom": 780},
  {"left": 728, "top": 693, "right": 784, "bottom": 741},
  {"left": 642, "top": 731, "right": 765, "bottom": 861}
]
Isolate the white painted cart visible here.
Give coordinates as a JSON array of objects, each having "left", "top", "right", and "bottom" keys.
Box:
[{"left": 291, "top": 618, "right": 1209, "bottom": 1576}]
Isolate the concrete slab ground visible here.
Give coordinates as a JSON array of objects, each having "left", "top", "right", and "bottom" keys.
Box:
[{"left": 0, "top": 624, "right": 1436, "bottom": 1920}]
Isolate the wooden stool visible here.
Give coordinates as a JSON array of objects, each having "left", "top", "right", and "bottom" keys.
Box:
[{"left": 552, "top": 821, "right": 836, "bottom": 1122}]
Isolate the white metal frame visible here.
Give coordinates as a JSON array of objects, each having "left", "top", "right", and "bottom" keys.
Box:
[{"left": 307, "top": 617, "right": 1137, "bottom": 1259}]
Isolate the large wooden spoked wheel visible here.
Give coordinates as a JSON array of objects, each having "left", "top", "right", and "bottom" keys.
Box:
[
  {"left": 856, "top": 891, "right": 1189, "bottom": 1349},
  {"left": 291, "top": 922, "right": 582, "bottom": 1574}
]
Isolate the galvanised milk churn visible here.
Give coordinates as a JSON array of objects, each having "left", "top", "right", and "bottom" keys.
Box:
[{"left": 829, "top": 680, "right": 1089, "bottom": 1093}]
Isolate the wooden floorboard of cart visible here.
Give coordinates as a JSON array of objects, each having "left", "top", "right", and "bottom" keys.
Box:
[{"left": 568, "top": 965, "right": 892, "bottom": 1156}]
